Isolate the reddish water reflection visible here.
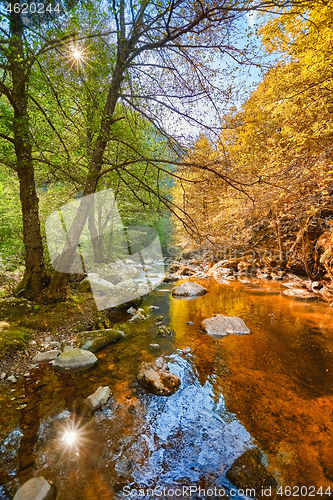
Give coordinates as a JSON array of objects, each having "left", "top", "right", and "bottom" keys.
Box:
[{"left": 1, "top": 277, "right": 333, "bottom": 499}]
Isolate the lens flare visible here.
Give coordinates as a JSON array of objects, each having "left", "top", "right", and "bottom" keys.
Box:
[
  {"left": 64, "top": 43, "right": 89, "bottom": 72},
  {"left": 58, "top": 416, "right": 90, "bottom": 456},
  {"left": 62, "top": 430, "right": 77, "bottom": 446}
]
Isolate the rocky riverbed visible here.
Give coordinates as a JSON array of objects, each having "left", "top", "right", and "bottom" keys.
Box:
[{"left": 1, "top": 255, "right": 333, "bottom": 499}]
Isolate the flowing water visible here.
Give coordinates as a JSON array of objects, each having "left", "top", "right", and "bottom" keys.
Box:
[{"left": 1, "top": 277, "right": 333, "bottom": 499}]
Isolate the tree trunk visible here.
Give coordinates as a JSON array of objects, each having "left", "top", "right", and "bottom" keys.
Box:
[
  {"left": 88, "top": 213, "right": 105, "bottom": 263},
  {"left": 10, "top": 8, "right": 45, "bottom": 300},
  {"left": 46, "top": 48, "right": 126, "bottom": 300}
]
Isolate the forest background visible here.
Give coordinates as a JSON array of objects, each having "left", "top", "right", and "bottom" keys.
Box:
[{"left": 0, "top": 0, "right": 333, "bottom": 302}]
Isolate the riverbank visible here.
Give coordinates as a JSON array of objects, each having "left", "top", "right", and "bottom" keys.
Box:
[{"left": 1, "top": 252, "right": 333, "bottom": 387}]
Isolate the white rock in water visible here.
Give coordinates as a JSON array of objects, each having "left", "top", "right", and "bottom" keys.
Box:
[
  {"left": 182, "top": 347, "right": 191, "bottom": 355},
  {"left": 150, "top": 343, "right": 160, "bottom": 350},
  {"left": 32, "top": 350, "right": 60, "bottom": 363},
  {"left": 171, "top": 282, "right": 207, "bottom": 297},
  {"left": 13, "top": 477, "right": 53, "bottom": 500},
  {"left": 129, "top": 310, "right": 149, "bottom": 323},
  {"left": 52, "top": 347, "right": 98, "bottom": 372},
  {"left": 200, "top": 315, "right": 250, "bottom": 338},
  {"left": 8, "top": 375, "right": 17, "bottom": 383},
  {"left": 84, "top": 386, "right": 111, "bottom": 410}
]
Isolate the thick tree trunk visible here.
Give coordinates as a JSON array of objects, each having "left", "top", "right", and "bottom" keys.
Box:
[
  {"left": 10, "top": 9, "right": 45, "bottom": 299},
  {"left": 15, "top": 158, "right": 45, "bottom": 299},
  {"left": 46, "top": 52, "right": 126, "bottom": 301}
]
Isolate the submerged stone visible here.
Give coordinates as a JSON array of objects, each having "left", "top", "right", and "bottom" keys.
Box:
[
  {"left": 200, "top": 315, "right": 250, "bottom": 337},
  {"left": 13, "top": 477, "right": 54, "bottom": 500},
  {"left": 52, "top": 347, "right": 98, "bottom": 372},
  {"left": 76, "top": 329, "right": 124, "bottom": 352},
  {"left": 226, "top": 447, "right": 277, "bottom": 492},
  {"left": 149, "top": 343, "right": 160, "bottom": 350},
  {"left": 138, "top": 357, "right": 180, "bottom": 396},
  {"left": 172, "top": 282, "right": 207, "bottom": 297},
  {"left": 157, "top": 325, "right": 175, "bottom": 337}
]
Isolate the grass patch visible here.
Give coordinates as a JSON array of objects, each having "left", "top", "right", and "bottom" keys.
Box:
[{"left": 0, "top": 328, "right": 31, "bottom": 357}]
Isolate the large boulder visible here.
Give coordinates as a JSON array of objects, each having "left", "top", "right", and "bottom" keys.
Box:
[
  {"left": 76, "top": 329, "right": 124, "bottom": 352},
  {"left": 13, "top": 477, "right": 55, "bottom": 500},
  {"left": 283, "top": 288, "right": 318, "bottom": 300},
  {"left": 226, "top": 448, "right": 277, "bottom": 493},
  {"left": 78, "top": 275, "right": 115, "bottom": 294},
  {"left": 105, "top": 263, "right": 140, "bottom": 284},
  {"left": 200, "top": 314, "right": 250, "bottom": 337},
  {"left": 52, "top": 347, "right": 98, "bottom": 372},
  {"left": 138, "top": 357, "right": 180, "bottom": 396},
  {"left": 172, "top": 282, "right": 207, "bottom": 297}
]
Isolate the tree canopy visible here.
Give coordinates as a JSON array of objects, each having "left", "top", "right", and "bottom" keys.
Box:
[
  {"left": 0, "top": 0, "right": 326, "bottom": 297},
  {"left": 174, "top": 0, "right": 333, "bottom": 275}
]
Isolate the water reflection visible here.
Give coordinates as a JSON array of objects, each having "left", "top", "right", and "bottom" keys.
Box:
[
  {"left": 1, "top": 277, "right": 333, "bottom": 498},
  {"left": 128, "top": 354, "right": 252, "bottom": 498}
]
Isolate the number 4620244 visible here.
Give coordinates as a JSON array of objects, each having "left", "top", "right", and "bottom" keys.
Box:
[
  {"left": 277, "top": 486, "right": 332, "bottom": 496},
  {"left": 6, "top": 3, "right": 60, "bottom": 14}
]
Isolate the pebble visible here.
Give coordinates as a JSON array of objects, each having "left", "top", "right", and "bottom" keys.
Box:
[
  {"left": 182, "top": 347, "right": 191, "bottom": 355},
  {"left": 0, "top": 372, "right": 6, "bottom": 380},
  {"left": 24, "top": 372, "right": 30, "bottom": 377},
  {"left": 8, "top": 375, "right": 17, "bottom": 383},
  {"left": 150, "top": 344, "right": 160, "bottom": 350},
  {"left": 187, "top": 321, "right": 195, "bottom": 325},
  {"left": 49, "top": 341, "right": 61, "bottom": 348},
  {"left": 148, "top": 305, "right": 159, "bottom": 309},
  {"left": 45, "top": 336, "right": 52, "bottom": 341}
]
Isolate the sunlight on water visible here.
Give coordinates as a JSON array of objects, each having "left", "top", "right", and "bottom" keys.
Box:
[{"left": 1, "top": 277, "right": 333, "bottom": 499}]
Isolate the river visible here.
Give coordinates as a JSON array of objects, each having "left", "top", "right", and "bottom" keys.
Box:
[{"left": 1, "top": 277, "right": 333, "bottom": 499}]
